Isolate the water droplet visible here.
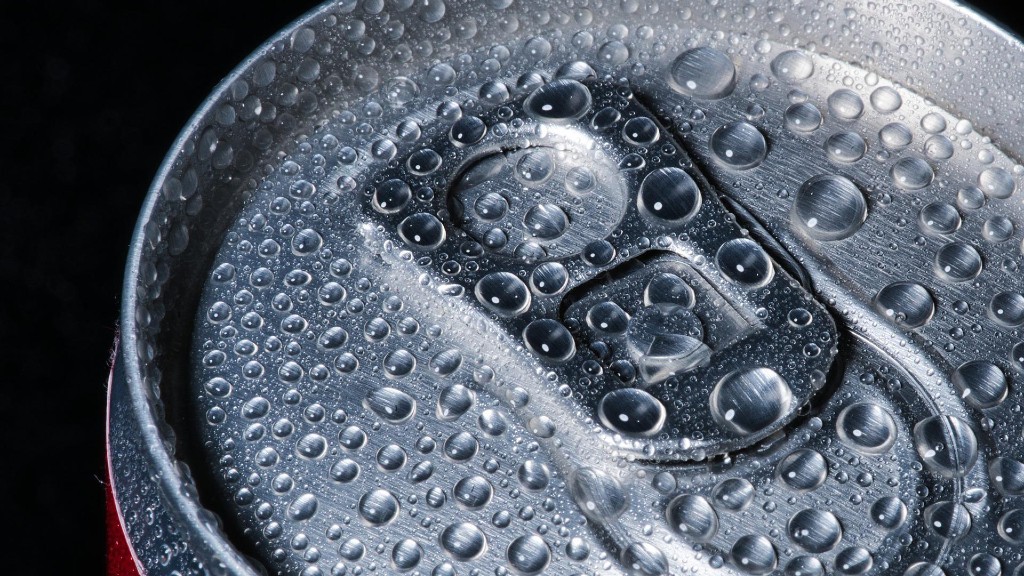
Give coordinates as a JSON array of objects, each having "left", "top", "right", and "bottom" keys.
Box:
[
  {"left": 784, "top": 103, "right": 822, "bottom": 133},
  {"left": 599, "top": 388, "right": 667, "bottom": 436},
  {"left": 827, "top": 89, "right": 864, "bottom": 121},
  {"left": 666, "top": 494, "right": 718, "bottom": 542},
  {"left": 398, "top": 213, "right": 446, "bottom": 249},
  {"left": 913, "top": 415, "right": 979, "bottom": 478},
  {"left": 670, "top": 47, "right": 737, "bottom": 99},
  {"left": 777, "top": 449, "right": 828, "bottom": 492},
  {"left": 715, "top": 239, "right": 774, "bottom": 287},
  {"left": 871, "top": 496, "right": 908, "bottom": 529},
  {"left": 622, "top": 117, "right": 661, "bottom": 147},
  {"left": 924, "top": 500, "right": 972, "bottom": 540},
  {"left": 287, "top": 493, "right": 319, "bottom": 521},
  {"left": 998, "top": 509, "right": 1024, "bottom": 544},
  {"left": 771, "top": 50, "right": 814, "bottom": 83},
  {"left": 785, "top": 557, "right": 826, "bottom": 576},
  {"left": 731, "top": 535, "right": 777, "bottom": 575},
  {"left": 918, "top": 202, "right": 961, "bottom": 236},
  {"left": 979, "top": 167, "right": 1016, "bottom": 199},
  {"left": 824, "top": 132, "right": 867, "bottom": 163},
  {"left": 870, "top": 86, "right": 903, "bottom": 113},
  {"left": 710, "top": 122, "right": 767, "bottom": 170},
  {"left": 835, "top": 547, "right": 873, "bottom": 575},
  {"left": 625, "top": 306, "right": 709, "bottom": 383},
  {"left": 453, "top": 475, "right": 493, "bottom": 509},
  {"left": 440, "top": 522, "right": 487, "bottom": 561},
  {"left": 587, "top": 301, "right": 631, "bottom": 335},
  {"left": 570, "top": 468, "right": 629, "bottom": 521},
  {"left": 891, "top": 157, "right": 934, "bottom": 190},
  {"left": 523, "top": 319, "right": 576, "bottom": 362},
  {"left": 934, "top": 242, "right": 983, "bottom": 282},
  {"left": 364, "top": 387, "right": 416, "bottom": 423},
  {"left": 392, "top": 539, "right": 423, "bottom": 571},
  {"left": 837, "top": 402, "right": 898, "bottom": 454},
  {"left": 981, "top": 219, "right": 1013, "bottom": 248},
  {"left": 637, "top": 168, "right": 702, "bottom": 225},
  {"left": 517, "top": 459, "right": 550, "bottom": 491},
  {"left": 644, "top": 273, "right": 695, "bottom": 311},
  {"left": 710, "top": 368, "right": 792, "bottom": 436},
  {"left": 437, "top": 384, "right": 475, "bottom": 420},
  {"left": 873, "top": 282, "right": 936, "bottom": 329},
  {"left": 358, "top": 489, "right": 399, "bottom": 525},
  {"left": 475, "top": 272, "right": 531, "bottom": 316},
  {"left": 529, "top": 262, "right": 569, "bottom": 296},
  {"left": 712, "top": 478, "right": 755, "bottom": 511},
  {"left": 621, "top": 542, "right": 669, "bottom": 576},
  {"left": 953, "top": 360, "right": 1008, "bottom": 409},
  {"left": 523, "top": 79, "right": 593, "bottom": 123},
  {"left": 787, "top": 509, "right": 843, "bottom": 552},
  {"left": 523, "top": 204, "right": 569, "bottom": 239},
  {"left": 989, "top": 457, "right": 1024, "bottom": 496},
  {"left": 506, "top": 535, "right": 551, "bottom": 575}
]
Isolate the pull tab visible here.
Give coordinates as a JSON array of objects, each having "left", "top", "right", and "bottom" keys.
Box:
[{"left": 364, "top": 78, "right": 839, "bottom": 461}]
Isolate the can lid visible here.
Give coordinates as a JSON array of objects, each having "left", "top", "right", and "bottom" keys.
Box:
[{"left": 114, "top": 1, "right": 1024, "bottom": 575}]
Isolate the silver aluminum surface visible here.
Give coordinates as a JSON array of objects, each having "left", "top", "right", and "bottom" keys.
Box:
[{"left": 109, "top": 1, "right": 1024, "bottom": 575}]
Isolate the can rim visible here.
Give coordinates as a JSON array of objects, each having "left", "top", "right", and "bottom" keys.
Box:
[
  {"left": 114, "top": 4, "right": 329, "bottom": 573},
  {"left": 112, "top": 1, "right": 1024, "bottom": 573}
]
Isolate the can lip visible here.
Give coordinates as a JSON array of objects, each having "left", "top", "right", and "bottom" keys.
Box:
[
  {"left": 115, "top": 4, "right": 329, "bottom": 574},
  {"left": 112, "top": 1, "right": 1024, "bottom": 574}
]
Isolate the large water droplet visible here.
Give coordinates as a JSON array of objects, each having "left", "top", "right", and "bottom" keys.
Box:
[
  {"left": 666, "top": 494, "right": 719, "bottom": 542},
  {"left": 625, "top": 305, "right": 709, "bottom": 384},
  {"left": 952, "top": 360, "right": 1008, "bottom": 409},
  {"left": 715, "top": 239, "right": 774, "bottom": 287},
  {"left": 891, "top": 157, "right": 934, "bottom": 190},
  {"left": 836, "top": 402, "right": 898, "bottom": 455},
  {"left": 710, "top": 367, "right": 792, "bottom": 436},
  {"left": 570, "top": 468, "right": 629, "bottom": 521},
  {"left": 924, "top": 500, "right": 972, "bottom": 540},
  {"left": 934, "top": 242, "right": 983, "bottom": 282},
  {"left": 452, "top": 475, "right": 493, "bottom": 509},
  {"left": 364, "top": 387, "right": 416, "bottom": 423},
  {"left": 358, "top": 488, "right": 399, "bottom": 525},
  {"left": 731, "top": 535, "right": 778, "bottom": 575},
  {"left": 989, "top": 457, "right": 1024, "bottom": 496},
  {"left": 979, "top": 167, "right": 1016, "bottom": 199},
  {"left": 873, "top": 282, "right": 936, "bottom": 329},
  {"left": 918, "top": 202, "right": 961, "bottom": 236},
  {"left": 670, "top": 47, "right": 737, "bottom": 99},
  {"left": 989, "top": 291, "right": 1024, "bottom": 327},
  {"left": 475, "top": 272, "right": 531, "bottom": 316},
  {"left": 523, "top": 204, "right": 569, "bottom": 239},
  {"left": 523, "top": 79, "right": 593, "bottom": 123},
  {"left": 709, "top": 121, "right": 767, "bottom": 170},
  {"left": 621, "top": 542, "right": 669, "bottom": 576},
  {"left": 784, "top": 103, "right": 822, "bottom": 133},
  {"left": 771, "top": 50, "right": 814, "bottom": 83},
  {"left": 787, "top": 509, "right": 843, "bottom": 553},
  {"left": 440, "top": 522, "right": 487, "bottom": 561},
  {"left": 792, "top": 175, "right": 867, "bottom": 241},
  {"left": 827, "top": 89, "right": 864, "bottom": 121},
  {"left": 913, "top": 415, "right": 979, "bottom": 478},
  {"left": 713, "top": 478, "right": 755, "bottom": 511},
  {"left": 523, "top": 319, "right": 576, "bottom": 362},
  {"left": 506, "top": 535, "right": 551, "bottom": 575},
  {"left": 598, "top": 388, "right": 667, "bottom": 436},
  {"left": 637, "top": 167, "right": 702, "bottom": 225},
  {"left": 777, "top": 449, "right": 828, "bottom": 492},
  {"left": 871, "top": 496, "right": 908, "bottom": 529},
  {"left": 824, "top": 132, "right": 867, "bottom": 163}
]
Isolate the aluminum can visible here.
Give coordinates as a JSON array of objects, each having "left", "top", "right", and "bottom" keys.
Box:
[{"left": 108, "top": 1, "right": 1024, "bottom": 575}]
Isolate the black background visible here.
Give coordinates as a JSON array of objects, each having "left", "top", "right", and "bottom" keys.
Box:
[{"left": 1, "top": 1, "right": 1020, "bottom": 573}]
